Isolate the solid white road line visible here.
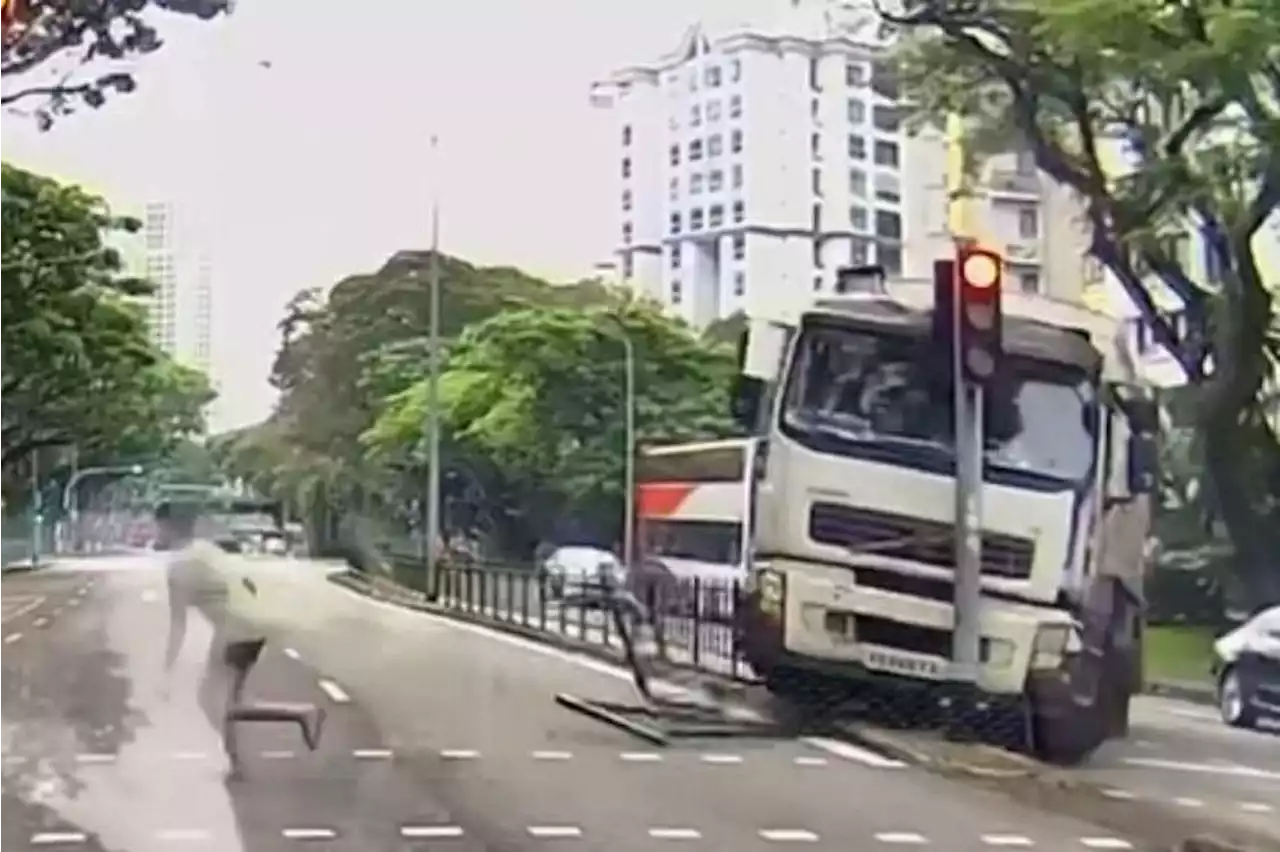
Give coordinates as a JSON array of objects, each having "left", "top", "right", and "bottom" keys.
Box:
[
  {"left": 317, "top": 678, "right": 351, "bottom": 703},
  {"left": 1122, "top": 756, "right": 1280, "bottom": 780},
  {"left": 803, "top": 736, "right": 907, "bottom": 769},
  {"left": 9, "top": 596, "right": 45, "bottom": 620},
  {"left": 759, "top": 828, "right": 820, "bottom": 842},
  {"left": 400, "top": 825, "right": 465, "bottom": 839},
  {"left": 875, "top": 832, "right": 928, "bottom": 844}
]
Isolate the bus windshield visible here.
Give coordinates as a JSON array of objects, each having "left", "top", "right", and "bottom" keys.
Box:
[{"left": 779, "top": 323, "right": 1099, "bottom": 484}]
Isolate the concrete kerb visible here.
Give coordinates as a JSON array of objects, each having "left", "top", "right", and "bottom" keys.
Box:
[
  {"left": 326, "top": 570, "right": 1262, "bottom": 852},
  {"left": 1146, "top": 680, "right": 1217, "bottom": 707}
]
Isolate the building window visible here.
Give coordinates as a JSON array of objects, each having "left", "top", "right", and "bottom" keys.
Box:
[
  {"left": 670, "top": 145, "right": 680, "bottom": 166},
  {"left": 873, "top": 140, "right": 900, "bottom": 168},
  {"left": 811, "top": 98, "right": 820, "bottom": 120},
  {"left": 875, "top": 210, "right": 902, "bottom": 241},
  {"left": 729, "top": 94, "right": 742, "bottom": 118},
  {"left": 732, "top": 200, "right": 745, "bottom": 222},
  {"left": 708, "top": 134, "right": 723, "bottom": 157},
  {"left": 850, "top": 205, "right": 868, "bottom": 231},
  {"left": 849, "top": 135, "right": 867, "bottom": 160},
  {"left": 689, "top": 69, "right": 698, "bottom": 92},
  {"left": 622, "top": 157, "right": 632, "bottom": 178},
  {"left": 691, "top": 208, "right": 705, "bottom": 230},
  {"left": 846, "top": 62, "right": 867, "bottom": 87},
  {"left": 811, "top": 132, "right": 821, "bottom": 159},
  {"left": 671, "top": 279, "right": 683, "bottom": 303},
  {"left": 730, "top": 129, "right": 743, "bottom": 153},
  {"left": 671, "top": 244, "right": 682, "bottom": 269},
  {"left": 708, "top": 169, "right": 724, "bottom": 192},
  {"left": 691, "top": 173, "right": 704, "bottom": 194},
  {"left": 851, "top": 237, "right": 871, "bottom": 266},
  {"left": 848, "top": 99, "right": 866, "bottom": 123},
  {"left": 1018, "top": 207, "right": 1039, "bottom": 239},
  {"left": 709, "top": 204, "right": 724, "bottom": 228},
  {"left": 1019, "top": 271, "right": 1041, "bottom": 293},
  {"left": 812, "top": 168, "right": 823, "bottom": 196},
  {"left": 870, "top": 60, "right": 900, "bottom": 100},
  {"left": 670, "top": 213, "right": 682, "bottom": 235},
  {"left": 813, "top": 239, "right": 824, "bottom": 268},
  {"left": 690, "top": 139, "right": 704, "bottom": 161},
  {"left": 875, "top": 173, "right": 902, "bottom": 203},
  {"left": 622, "top": 125, "right": 632, "bottom": 146},
  {"left": 691, "top": 104, "right": 702, "bottom": 127},
  {"left": 622, "top": 190, "right": 632, "bottom": 211},
  {"left": 813, "top": 274, "right": 823, "bottom": 292},
  {"left": 850, "top": 168, "right": 867, "bottom": 196},
  {"left": 878, "top": 244, "right": 903, "bottom": 275},
  {"left": 730, "top": 58, "right": 742, "bottom": 82},
  {"left": 732, "top": 234, "right": 746, "bottom": 261},
  {"left": 872, "top": 105, "right": 902, "bottom": 133},
  {"left": 808, "top": 57, "right": 821, "bottom": 91},
  {"left": 669, "top": 177, "right": 679, "bottom": 200},
  {"left": 622, "top": 223, "right": 633, "bottom": 244},
  {"left": 733, "top": 271, "right": 746, "bottom": 296},
  {"left": 707, "top": 100, "right": 721, "bottom": 122},
  {"left": 812, "top": 204, "right": 823, "bottom": 234},
  {"left": 706, "top": 65, "right": 722, "bottom": 87},
  {"left": 731, "top": 164, "right": 744, "bottom": 188}
]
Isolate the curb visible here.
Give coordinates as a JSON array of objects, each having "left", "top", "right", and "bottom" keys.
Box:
[{"left": 1146, "top": 680, "right": 1217, "bottom": 707}]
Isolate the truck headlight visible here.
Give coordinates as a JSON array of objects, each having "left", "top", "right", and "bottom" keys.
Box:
[
  {"left": 1031, "top": 624, "right": 1071, "bottom": 670},
  {"left": 758, "top": 570, "right": 785, "bottom": 604}
]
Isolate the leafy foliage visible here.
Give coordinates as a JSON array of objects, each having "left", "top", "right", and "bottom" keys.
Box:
[
  {"left": 1, "top": 163, "right": 214, "bottom": 495},
  {"left": 1, "top": 0, "right": 233, "bottom": 126},
  {"left": 882, "top": 0, "right": 1280, "bottom": 601}
]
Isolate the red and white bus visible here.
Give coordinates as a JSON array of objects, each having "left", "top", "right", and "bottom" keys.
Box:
[{"left": 631, "top": 437, "right": 760, "bottom": 619}]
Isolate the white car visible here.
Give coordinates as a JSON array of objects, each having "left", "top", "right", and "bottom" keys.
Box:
[
  {"left": 540, "top": 546, "right": 626, "bottom": 602},
  {"left": 1212, "top": 605, "right": 1280, "bottom": 730}
]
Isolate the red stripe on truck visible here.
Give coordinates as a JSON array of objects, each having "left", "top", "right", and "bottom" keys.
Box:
[{"left": 637, "top": 482, "right": 696, "bottom": 518}]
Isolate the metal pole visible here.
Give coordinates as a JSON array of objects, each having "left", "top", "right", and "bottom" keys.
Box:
[
  {"left": 62, "top": 469, "right": 84, "bottom": 553},
  {"left": 424, "top": 134, "right": 443, "bottom": 597},
  {"left": 951, "top": 374, "right": 984, "bottom": 684},
  {"left": 31, "top": 451, "right": 42, "bottom": 568},
  {"left": 621, "top": 331, "right": 636, "bottom": 568}
]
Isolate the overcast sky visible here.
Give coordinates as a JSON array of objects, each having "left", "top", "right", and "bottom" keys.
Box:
[{"left": 4, "top": 0, "right": 781, "bottom": 430}]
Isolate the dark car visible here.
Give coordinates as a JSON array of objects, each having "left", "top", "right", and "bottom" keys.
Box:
[{"left": 1212, "top": 605, "right": 1280, "bottom": 730}]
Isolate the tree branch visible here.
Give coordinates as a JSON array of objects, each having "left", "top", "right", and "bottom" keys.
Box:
[{"left": 0, "top": 81, "right": 94, "bottom": 107}]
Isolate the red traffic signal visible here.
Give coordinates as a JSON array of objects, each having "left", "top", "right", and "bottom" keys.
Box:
[{"left": 955, "top": 246, "right": 1004, "bottom": 384}]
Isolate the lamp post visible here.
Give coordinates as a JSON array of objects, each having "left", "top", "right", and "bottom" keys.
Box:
[
  {"left": 424, "top": 134, "right": 443, "bottom": 596},
  {"left": 62, "top": 463, "right": 144, "bottom": 552},
  {"left": 599, "top": 315, "right": 636, "bottom": 566}
]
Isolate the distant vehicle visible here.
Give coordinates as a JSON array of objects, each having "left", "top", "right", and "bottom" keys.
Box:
[
  {"left": 628, "top": 438, "right": 758, "bottom": 622},
  {"left": 1213, "top": 605, "right": 1280, "bottom": 730},
  {"left": 540, "top": 545, "right": 626, "bottom": 602}
]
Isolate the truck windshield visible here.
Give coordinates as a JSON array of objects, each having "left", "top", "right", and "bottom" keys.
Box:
[{"left": 780, "top": 324, "right": 1098, "bottom": 484}]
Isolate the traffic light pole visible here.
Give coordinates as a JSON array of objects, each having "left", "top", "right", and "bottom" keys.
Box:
[{"left": 951, "top": 374, "right": 984, "bottom": 686}]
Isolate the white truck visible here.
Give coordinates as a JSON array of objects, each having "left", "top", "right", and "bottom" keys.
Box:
[{"left": 731, "top": 280, "right": 1161, "bottom": 763}]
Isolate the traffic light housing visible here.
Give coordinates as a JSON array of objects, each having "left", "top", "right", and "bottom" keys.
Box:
[{"left": 954, "top": 246, "right": 1004, "bottom": 385}]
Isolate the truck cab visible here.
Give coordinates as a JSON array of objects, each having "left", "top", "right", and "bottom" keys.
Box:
[{"left": 731, "top": 281, "right": 1159, "bottom": 763}]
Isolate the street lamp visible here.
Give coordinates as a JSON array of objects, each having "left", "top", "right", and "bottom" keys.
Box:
[
  {"left": 598, "top": 315, "right": 636, "bottom": 567},
  {"left": 61, "top": 463, "right": 144, "bottom": 552},
  {"left": 424, "top": 134, "right": 444, "bottom": 597}
]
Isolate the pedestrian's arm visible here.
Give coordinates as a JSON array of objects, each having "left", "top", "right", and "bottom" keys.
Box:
[{"left": 164, "top": 580, "right": 188, "bottom": 672}]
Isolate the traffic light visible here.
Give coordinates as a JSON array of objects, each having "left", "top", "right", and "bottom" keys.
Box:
[{"left": 954, "top": 245, "right": 1004, "bottom": 384}]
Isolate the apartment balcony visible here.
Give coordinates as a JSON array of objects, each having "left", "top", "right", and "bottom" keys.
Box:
[
  {"left": 986, "top": 169, "right": 1041, "bottom": 200},
  {"left": 1003, "top": 241, "right": 1041, "bottom": 265}
]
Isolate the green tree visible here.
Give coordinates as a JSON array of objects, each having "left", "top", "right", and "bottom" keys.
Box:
[
  {"left": 1, "top": 0, "right": 233, "bottom": 126},
  {"left": 362, "top": 303, "right": 741, "bottom": 548},
  {"left": 884, "top": 0, "right": 1280, "bottom": 602},
  {"left": 1, "top": 163, "right": 213, "bottom": 478}
]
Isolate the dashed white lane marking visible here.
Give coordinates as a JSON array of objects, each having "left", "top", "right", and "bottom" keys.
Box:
[
  {"left": 759, "top": 828, "right": 820, "bottom": 842},
  {"left": 981, "top": 835, "right": 1034, "bottom": 847},
  {"left": 7, "top": 596, "right": 45, "bottom": 620},
  {"left": 1100, "top": 789, "right": 1135, "bottom": 800},
  {"left": 699, "top": 752, "right": 744, "bottom": 764},
  {"left": 401, "top": 825, "right": 465, "bottom": 839},
  {"left": 532, "top": 749, "right": 572, "bottom": 761},
  {"left": 620, "top": 751, "right": 662, "bottom": 762},
  {"left": 156, "top": 829, "right": 211, "bottom": 841},
  {"left": 793, "top": 756, "right": 828, "bottom": 766},
  {"left": 803, "top": 736, "right": 907, "bottom": 769},
  {"left": 352, "top": 748, "right": 393, "bottom": 759},
  {"left": 875, "top": 832, "right": 928, "bottom": 845},
  {"left": 68, "top": 597, "right": 81, "bottom": 607},
  {"left": 33, "top": 616, "right": 49, "bottom": 627},
  {"left": 283, "top": 647, "right": 301, "bottom": 660},
  {"left": 51, "top": 607, "right": 63, "bottom": 616},
  {"left": 526, "top": 825, "right": 583, "bottom": 839},
  {"left": 30, "top": 832, "right": 88, "bottom": 845},
  {"left": 1240, "top": 802, "right": 1274, "bottom": 813},
  {"left": 75, "top": 753, "right": 117, "bottom": 764},
  {"left": 1079, "top": 839, "right": 1133, "bottom": 850},
  {"left": 5, "top": 632, "right": 22, "bottom": 644},
  {"left": 1122, "top": 756, "right": 1280, "bottom": 780},
  {"left": 648, "top": 828, "right": 702, "bottom": 840},
  {"left": 440, "top": 749, "right": 480, "bottom": 760},
  {"left": 317, "top": 678, "right": 351, "bottom": 703},
  {"left": 281, "top": 828, "right": 337, "bottom": 840},
  {"left": 1173, "top": 796, "right": 1203, "bottom": 808},
  {"left": 262, "top": 750, "right": 295, "bottom": 759}
]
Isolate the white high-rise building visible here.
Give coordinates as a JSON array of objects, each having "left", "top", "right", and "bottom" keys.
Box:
[
  {"left": 141, "top": 201, "right": 214, "bottom": 374},
  {"left": 591, "top": 0, "right": 1089, "bottom": 327}
]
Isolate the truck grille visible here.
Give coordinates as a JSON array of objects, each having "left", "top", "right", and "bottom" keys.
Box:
[{"left": 808, "top": 503, "right": 1034, "bottom": 580}]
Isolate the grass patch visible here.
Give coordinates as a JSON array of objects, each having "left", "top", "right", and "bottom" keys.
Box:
[{"left": 1145, "top": 623, "right": 1218, "bottom": 685}]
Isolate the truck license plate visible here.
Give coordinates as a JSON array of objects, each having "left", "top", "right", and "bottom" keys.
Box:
[{"left": 864, "top": 648, "right": 944, "bottom": 678}]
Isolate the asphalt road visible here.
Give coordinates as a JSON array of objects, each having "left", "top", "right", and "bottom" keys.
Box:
[{"left": 3, "top": 554, "right": 1273, "bottom": 851}]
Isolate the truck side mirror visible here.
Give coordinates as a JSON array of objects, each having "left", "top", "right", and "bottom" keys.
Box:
[
  {"left": 731, "top": 375, "right": 765, "bottom": 428},
  {"left": 1127, "top": 432, "right": 1158, "bottom": 495}
]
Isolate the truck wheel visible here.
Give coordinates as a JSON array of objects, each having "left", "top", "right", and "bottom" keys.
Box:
[{"left": 1217, "top": 666, "right": 1260, "bottom": 729}]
